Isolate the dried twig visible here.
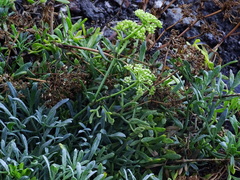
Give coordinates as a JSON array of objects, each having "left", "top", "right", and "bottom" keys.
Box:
[{"left": 145, "top": 158, "right": 240, "bottom": 169}]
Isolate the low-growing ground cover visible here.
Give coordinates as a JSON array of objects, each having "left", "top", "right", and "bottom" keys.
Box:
[{"left": 0, "top": 0, "right": 240, "bottom": 179}]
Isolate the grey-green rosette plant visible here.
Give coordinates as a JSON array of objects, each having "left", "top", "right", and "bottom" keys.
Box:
[{"left": 115, "top": 9, "right": 162, "bottom": 41}]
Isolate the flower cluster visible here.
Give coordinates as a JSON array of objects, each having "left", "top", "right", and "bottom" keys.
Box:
[
  {"left": 135, "top": 9, "right": 162, "bottom": 34},
  {"left": 115, "top": 20, "right": 146, "bottom": 40},
  {"left": 115, "top": 9, "right": 162, "bottom": 40},
  {"left": 124, "top": 64, "right": 156, "bottom": 96}
]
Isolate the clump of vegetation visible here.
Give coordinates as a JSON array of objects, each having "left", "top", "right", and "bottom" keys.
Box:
[{"left": 0, "top": 1, "right": 240, "bottom": 179}]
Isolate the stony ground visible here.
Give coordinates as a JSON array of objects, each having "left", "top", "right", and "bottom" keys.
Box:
[
  {"left": 13, "top": 0, "right": 240, "bottom": 75},
  {"left": 66, "top": 0, "right": 240, "bottom": 76}
]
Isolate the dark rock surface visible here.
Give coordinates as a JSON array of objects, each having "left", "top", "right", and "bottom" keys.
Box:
[{"left": 69, "top": 0, "right": 105, "bottom": 21}]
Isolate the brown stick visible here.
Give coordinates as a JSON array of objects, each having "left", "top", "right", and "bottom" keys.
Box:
[
  {"left": 55, "top": 43, "right": 150, "bottom": 66},
  {"left": 25, "top": 77, "right": 47, "bottom": 83},
  {"left": 145, "top": 158, "right": 240, "bottom": 168},
  {"left": 213, "top": 22, "right": 240, "bottom": 51}
]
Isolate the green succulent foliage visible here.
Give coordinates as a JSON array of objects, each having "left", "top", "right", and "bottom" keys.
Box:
[
  {"left": 0, "top": 0, "right": 15, "bottom": 18},
  {"left": 192, "top": 39, "right": 214, "bottom": 69},
  {"left": 171, "top": 60, "right": 240, "bottom": 175},
  {"left": 0, "top": 24, "right": 34, "bottom": 77},
  {"left": 0, "top": 83, "right": 115, "bottom": 179},
  {"left": 8, "top": 162, "right": 37, "bottom": 180},
  {"left": 27, "top": 0, "right": 69, "bottom": 4},
  {"left": 43, "top": 144, "right": 110, "bottom": 180},
  {"left": 29, "top": 11, "right": 103, "bottom": 77}
]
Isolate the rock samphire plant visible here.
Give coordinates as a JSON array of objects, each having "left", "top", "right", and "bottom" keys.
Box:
[{"left": 0, "top": 3, "right": 240, "bottom": 179}]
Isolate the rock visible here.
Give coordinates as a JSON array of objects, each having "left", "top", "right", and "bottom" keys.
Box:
[
  {"left": 112, "top": 0, "right": 130, "bottom": 8},
  {"left": 69, "top": 0, "right": 105, "bottom": 21},
  {"left": 165, "top": 7, "right": 183, "bottom": 25},
  {"left": 154, "top": 0, "right": 164, "bottom": 8}
]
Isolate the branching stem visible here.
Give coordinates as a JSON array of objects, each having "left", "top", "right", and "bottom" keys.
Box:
[{"left": 96, "top": 81, "right": 139, "bottom": 102}]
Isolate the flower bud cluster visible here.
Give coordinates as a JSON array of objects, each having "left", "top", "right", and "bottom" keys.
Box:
[
  {"left": 115, "top": 9, "right": 162, "bottom": 40},
  {"left": 124, "top": 64, "right": 156, "bottom": 96},
  {"left": 115, "top": 20, "right": 146, "bottom": 40},
  {"left": 135, "top": 9, "right": 162, "bottom": 34}
]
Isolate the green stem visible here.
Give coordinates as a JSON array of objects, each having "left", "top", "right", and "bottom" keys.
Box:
[
  {"left": 73, "top": 106, "right": 87, "bottom": 121},
  {"left": 94, "top": 58, "right": 116, "bottom": 101},
  {"left": 96, "top": 81, "right": 138, "bottom": 102},
  {"left": 123, "top": 24, "right": 145, "bottom": 41},
  {"left": 73, "top": 81, "right": 138, "bottom": 120},
  {"left": 73, "top": 56, "right": 117, "bottom": 121}
]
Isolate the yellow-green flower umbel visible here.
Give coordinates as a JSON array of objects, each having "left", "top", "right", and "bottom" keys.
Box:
[
  {"left": 115, "top": 9, "right": 162, "bottom": 41},
  {"left": 115, "top": 20, "right": 146, "bottom": 40},
  {"left": 124, "top": 64, "right": 156, "bottom": 96},
  {"left": 135, "top": 9, "right": 162, "bottom": 34}
]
